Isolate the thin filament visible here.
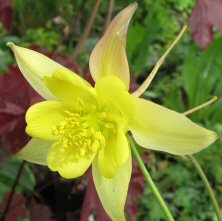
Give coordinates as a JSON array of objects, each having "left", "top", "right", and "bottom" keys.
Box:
[
  {"left": 183, "top": 96, "right": 218, "bottom": 116},
  {"left": 132, "top": 25, "right": 187, "bottom": 98}
]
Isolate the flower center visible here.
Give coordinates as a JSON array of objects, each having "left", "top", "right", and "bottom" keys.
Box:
[{"left": 52, "top": 98, "right": 115, "bottom": 160}]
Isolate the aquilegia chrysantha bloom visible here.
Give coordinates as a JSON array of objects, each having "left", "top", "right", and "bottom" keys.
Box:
[{"left": 8, "top": 3, "right": 217, "bottom": 221}]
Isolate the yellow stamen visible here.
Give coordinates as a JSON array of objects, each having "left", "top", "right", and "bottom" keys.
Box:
[
  {"left": 51, "top": 98, "right": 117, "bottom": 163},
  {"left": 80, "top": 148, "right": 86, "bottom": 156},
  {"left": 105, "top": 122, "right": 116, "bottom": 133},
  {"left": 99, "top": 112, "right": 107, "bottom": 119}
]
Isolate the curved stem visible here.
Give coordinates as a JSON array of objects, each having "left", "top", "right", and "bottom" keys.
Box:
[
  {"left": 71, "top": 0, "right": 101, "bottom": 61},
  {"left": 104, "top": 0, "right": 115, "bottom": 31},
  {"left": 127, "top": 134, "right": 174, "bottom": 221},
  {"left": 0, "top": 160, "right": 26, "bottom": 221},
  {"left": 187, "top": 155, "right": 222, "bottom": 221}
]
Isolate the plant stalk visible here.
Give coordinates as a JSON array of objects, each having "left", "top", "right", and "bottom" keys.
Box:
[
  {"left": 71, "top": 0, "right": 101, "bottom": 61},
  {"left": 187, "top": 155, "right": 222, "bottom": 221},
  {"left": 127, "top": 134, "right": 174, "bottom": 221},
  {"left": 0, "top": 160, "right": 26, "bottom": 221},
  {"left": 104, "top": 0, "right": 115, "bottom": 31}
]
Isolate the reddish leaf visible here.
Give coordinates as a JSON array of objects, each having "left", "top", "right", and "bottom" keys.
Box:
[
  {"left": 189, "top": 0, "right": 222, "bottom": 48},
  {"left": 0, "top": 65, "right": 43, "bottom": 154},
  {"left": 0, "top": 0, "right": 13, "bottom": 31},
  {"left": 125, "top": 157, "right": 146, "bottom": 221},
  {"left": 28, "top": 199, "right": 56, "bottom": 221},
  {"left": 0, "top": 47, "right": 81, "bottom": 155},
  {"left": 0, "top": 193, "right": 27, "bottom": 221},
  {"left": 80, "top": 154, "right": 148, "bottom": 221},
  {"left": 80, "top": 170, "right": 111, "bottom": 221},
  {"left": 206, "top": 0, "right": 222, "bottom": 33},
  {"left": 71, "top": 180, "right": 85, "bottom": 194},
  {"left": 83, "top": 68, "right": 95, "bottom": 86},
  {"left": 129, "top": 74, "right": 140, "bottom": 94}
]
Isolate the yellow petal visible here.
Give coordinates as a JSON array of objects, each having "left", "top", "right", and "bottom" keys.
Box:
[
  {"left": 129, "top": 98, "right": 218, "bottom": 155},
  {"left": 44, "top": 69, "right": 96, "bottom": 105},
  {"left": 89, "top": 3, "right": 137, "bottom": 89},
  {"left": 92, "top": 153, "right": 132, "bottom": 221},
  {"left": 47, "top": 142, "right": 95, "bottom": 179},
  {"left": 7, "top": 43, "right": 67, "bottom": 100},
  {"left": 26, "top": 101, "right": 65, "bottom": 141},
  {"left": 16, "top": 138, "right": 53, "bottom": 165},
  {"left": 98, "top": 126, "right": 129, "bottom": 178},
  {"left": 95, "top": 76, "right": 136, "bottom": 123}
]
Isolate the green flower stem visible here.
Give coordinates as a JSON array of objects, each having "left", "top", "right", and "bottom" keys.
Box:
[
  {"left": 127, "top": 134, "right": 174, "bottom": 221},
  {"left": 187, "top": 155, "right": 222, "bottom": 221}
]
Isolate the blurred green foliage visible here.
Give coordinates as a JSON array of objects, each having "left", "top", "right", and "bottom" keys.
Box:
[
  {"left": 0, "top": 158, "right": 36, "bottom": 202},
  {"left": 142, "top": 35, "right": 222, "bottom": 220},
  {"left": 1, "top": 0, "right": 222, "bottom": 220}
]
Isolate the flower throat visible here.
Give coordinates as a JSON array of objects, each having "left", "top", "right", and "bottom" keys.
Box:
[{"left": 52, "top": 98, "right": 115, "bottom": 160}]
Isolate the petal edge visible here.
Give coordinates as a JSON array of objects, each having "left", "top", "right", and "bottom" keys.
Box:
[
  {"left": 16, "top": 138, "right": 53, "bottom": 165},
  {"left": 7, "top": 43, "right": 67, "bottom": 100},
  {"left": 89, "top": 3, "right": 137, "bottom": 89},
  {"left": 92, "top": 152, "right": 132, "bottom": 221},
  {"left": 129, "top": 98, "right": 218, "bottom": 155}
]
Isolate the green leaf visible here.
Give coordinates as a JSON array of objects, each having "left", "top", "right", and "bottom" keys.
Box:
[{"left": 0, "top": 158, "right": 36, "bottom": 203}]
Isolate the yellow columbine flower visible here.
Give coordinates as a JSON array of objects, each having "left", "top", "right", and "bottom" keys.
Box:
[{"left": 7, "top": 3, "right": 217, "bottom": 221}]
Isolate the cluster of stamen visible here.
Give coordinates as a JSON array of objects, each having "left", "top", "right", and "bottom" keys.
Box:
[{"left": 52, "top": 98, "right": 115, "bottom": 161}]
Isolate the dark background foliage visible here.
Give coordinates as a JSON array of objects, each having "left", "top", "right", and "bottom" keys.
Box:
[{"left": 0, "top": 0, "right": 222, "bottom": 220}]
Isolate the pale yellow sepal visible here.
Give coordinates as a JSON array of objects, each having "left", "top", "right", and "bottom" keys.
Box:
[
  {"left": 129, "top": 98, "right": 218, "bottom": 155},
  {"left": 92, "top": 152, "right": 132, "bottom": 221},
  {"left": 16, "top": 138, "right": 53, "bottom": 165},
  {"left": 7, "top": 42, "right": 67, "bottom": 100},
  {"left": 89, "top": 3, "right": 138, "bottom": 89}
]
